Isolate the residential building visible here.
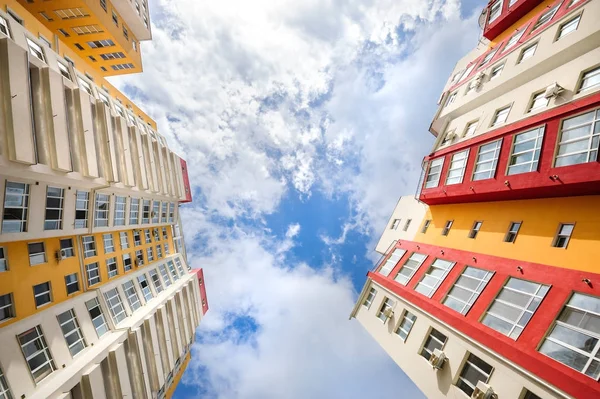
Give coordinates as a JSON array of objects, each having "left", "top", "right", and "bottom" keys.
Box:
[
  {"left": 351, "top": 1, "right": 600, "bottom": 398},
  {"left": 0, "top": 1, "right": 206, "bottom": 398}
]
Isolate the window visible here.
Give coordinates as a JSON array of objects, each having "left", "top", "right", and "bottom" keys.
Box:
[
  {"left": 490, "top": 63, "right": 504, "bottom": 80},
  {"left": 147, "top": 247, "right": 154, "bottom": 262},
  {"left": 123, "top": 25, "right": 129, "bottom": 40},
  {"left": 473, "top": 140, "right": 502, "bottom": 181},
  {"left": 156, "top": 245, "right": 163, "bottom": 259},
  {"left": 122, "top": 280, "right": 141, "bottom": 312},
  {"left": 478, "top": 49, "right": 497, "bottom": 68},
  {"left": 135, "top": 250, "right": 144, "bottom": 266},
  {"left": 26, "top": 38, "right": 45, "bottom": 62},
  {"left": 72, "top": 25, "right": 103, "bottom": 35},
  {"left": 379, "top": 248, "right": 407, "bottom": 277},
  {"left": 114, "top": 196, "right": 126, "bottom": 226},
  {"left": 40, "top": 35, "right": 52, "bottom": 48},
  {"left": 75, "top": 191, "right": 89, "bottom": 228},
  {"left": 142, "top": 200, "right": 151, "bottom": 223},
  {"left": 112, "top": 10, "right": 119, "bottom": 26},
  {"left": 94, "top": 194, "right": 109, "bottom": 227},
  {"left": 441, "top": 220, "right": 453, "bottom": 236},
  {"left": 504, "top": 27, "right": 526, "bottom": 51},
  {"left": 86, "top": 298, "right": 109, "bottom": 337},
  {"left": 463, "top": 120, "right": 478, "bottom": 137},
  {"left": 0, "top": 365, "right": 11, "bottom": 398},
  {"left": 149, "top": 269, "right": 164, "bottom": 293},
  {"left": 152, "top": 201, "right": 160, "bottom": 223},
  {"left": 394, "top": 253, "right": 427, "bottom": 285},
  {"left": 518, "top": 42, "right": 537, "bottom": 63},
  {"left": 106, "top": 257, "right": 118, "bottom": 278},
  {"left": 553, "top": 223, "right": 575, "bottom": 248},
  {"left": 493, "top": 105, "right": 512, "bottom": 127},
  {"left": 137, "top": 275, "right": 153, "bottom": 302},
  {"left": 456, "top": 354, "right": 493, "bottom": 397},
  {"left": 421, "top": 220, "right": 431, "bottom": 233},
  {"left": 425, "top": 158, "right": 444, "bottom": 188},
  {"left": 459, "top": 63, "right": 476, "bottom": 84},
  {"left": 123, "top": 253, "right": 132, "bottom": 272},
  {"left": 82, "top": 236, "right": 96, "bottom": 258},
  {"left": 528, "top": 91, "right": 549, "bottom": 113},
  {"left": 130, "top": 198, "right": 140, "bottom": 224},
  {"left": 555, "top": 109, "right": 599, "bottom": 167},
  {"left": 165, "top": 243, "right": 170, "bottom": 255},
  {"left": 58, "top": 28, "right": 70, "bottom": 37},
  {"left": 2, "top": 181, "right": 30, "bottom": 233},
  {"left": 395, "top": 310, "right": 416, "bottom": 341},
  {"left": 504, "top": 221, "right": 522, "bottom": 243},
  {"left": 134, "top": 230, "right": 142, "bottom": 246},
  {"left": 145, "top": 229, "right": 151, "bottom": 244},
  {"left": 55, "top": 8, "right": 88, "bottom": 19},
  {"left": 363, "top": 287, "right": 377, "bottom": 308},
  {"left": 579, "top": 67, "right": 600, "bottom": 92},
  {"left": 42, "top": 186, "right": 65, "bottom": 231},
  {"left": 444, "top": 267, "right": 493, "bottom": 315},
  {"left": 508, "top": 127, "right": 544, "bottom": 175},
  {"left": 65, "top": 273, "right": 79, "bottom": 295},
  {"left": 169, "top": 203, "right": 175, "bottom": 222},
  {"left": 59, "top": 238, "right": 75, "bottom": 258},
  {"left": 18, "top": 326, "right": 55, "bottom": 383},
  {"left": 161, "top": 202, "right": 168, "bottom": 223},
  {"left": 488, "top": 0, "right": 503, "bottom": 23},
  {"left": 376, "top": 298, "right": 394, "bottom": 322},
  {"left": 167, "top": 261, "right": 179, "bottom": 280},
  {"left": 532, "top": 3, "right": 561, "bottom": 31},
  {"left": 445, "top": 92, "right": 457, "bottom": 107},
  {"left": 100, "top": 51, "right": 126, "bottom": 60},
  {"left": 415, "top": 259, "right": 455, "bottom": 298},
  {"left": 111, "top": 63, "right": 135, "bottom": 71},
  {"left": 104, "top": 288, "right": 127, "bottom": 324},
  {"left": 0, "top": 293, "right": 15, "bottom": 322},
  {"left": 441, "top": 129, "right": 455, "bottom": 146},
  {"left": 86, "top": 262, "right": 100, "bottom": 286},
  {"left": 57, "top": 62, "right": 71, "bottom": 81},
  {"left": 33, "top": 282, "right": 52, "bottom": 307},
  {"left": 57, "top": 309, "right": 86, "bottom": 356},
  {"left": 103, "top": 233, "right": 115, "bottom": 254},
  {"left": 0, "top": 247, "right": 6, "bottom": 272},
  {"left": 28, "top": 242, "right": 47, "bottom": 266},
  {"left": 482, "top": 277, "right": 549, "bottom": 339},
  {"left": 153, "top": 228, "right": 160, "bottom": 241},
  {"left": 469, "top": 221, "right": 483, "bottom": 239},
  {"left": 162, "top": 227, "right": 168, "bottom": 239},
  {"left": 100, "top": 0, "right": 107, "bottom": 11},
  {"left": 523, "top": 390, "right": 543, "bottom": 399},
  {"left": 120, "top": 232, "right": 129, "bottom": 250},
  {"left": 403, "top": 219, "right": 412, "bottom": 231},
  {"left": 174, "top": 258, "right": 185, "bottom": 275},
  {"left": 87, "top": 39, "right": 115, "bottom": 48},
  {"left": 420, "top": 329, "right": 447, "bottom": 360},
  {"left": 557, "top": 15, "right": 581, "bottom": 40},
  {"left": 539, "top": 293, "right": 600, "bottom": 379},
  {"left": 159, "top": 264, "right": 172, "bottom": 287},
  {"left": 445, "top": 150, "right": 469, "bottom": 185}
]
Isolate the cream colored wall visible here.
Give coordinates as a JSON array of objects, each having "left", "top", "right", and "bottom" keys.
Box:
[
  {"left": 354, "top": 280, "right": 570, "bottom": 399},
  {"left": 375, "top": 196, "right": 428, "bottom": 254}
]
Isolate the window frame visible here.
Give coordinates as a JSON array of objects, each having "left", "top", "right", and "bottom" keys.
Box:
[
  {"left": 507, "top": 126, "right": 545, "bottom": 175},
  {"left": 44, "top": 186, "right": 64, "bottom": 230},
  {"left": 0, "top": 247, "right": 7, "bottom": 272},
  {"left": 442, "top": 220, "right": 453, "bottom": 236},
  {"left": 2, "top": 181, "right": 30, "bottom": 233},
  {"left": 491, "top": 104, "right": 512, "bottom": 127},
  {"left": 393, "top": 252, "right": 428, "bottom": 286},
  {"left": 18, "top": 325, "right": 55, "bottom": 383},
  {"left": 554, "top": 108, "right": 600, "bottom": 167},
  {"left": 532, "top": 2, "right": 562, "bottom": 31},
  {"left": 517, "top": 41, "right": 538, "bottom": 64},
  {"left": 378, "top": 248, "right": 407, "bottom": 277},
  {"left": 104, "top": 288, "right": 127, "bottom": 325},
  {"left": 472, "top": 139, "right": 502, "bottom": 181},
  {"left": 75, "top": 190, "right": 90, "bottom": 228},
  {"left": 445, "top": 149, "right": 470, "bottom": 185},
  {"left": 556, "top": 14, "right": 581, "bottom": 41},
  {"left": 82, "top": 235, "right": 96, "bottom": 258},
  {"left": 0, "top": 293, "right": 15, "bottom": 323},
  {"left": 488, "top": 0, "right": 503, "bottom": 23},
  {"left": 577, "top": 66, "right": 600, "bottom": 93},
  {"left": 130, "top": 198, "right": 140, "bottom": 225},
  {"left": 57, "top": 309, "right": 86, "bottom": 357},
  {"left": 86, "top": 297, "right": 109, "bottom": 337},
  {"left": 114, "top": 196, "right": 126, "bottom": 226},
  {"left": 94, "top": 193, "right": 110, "bottom": 227},
  {"left": 421, "top": 219, "right": 431, "bottom": 234},
  {"left": 28, "top": 242, "right": 47, "bottom": 266},
  {"left": 106, "top": 257, "right": 118, "bottom": 278},
  {"left": 424, "top": 158, "right": 444, "bottom": 189},
  {"left": 394, "top": 310, "right": 417, "bottom": 341},
  {"left": 489, "top": 63, "right": 505, "bottom": 80},
  {"left": 60, "top": 238, "right": 75, "bottom": 258},
  {"left": 552, "top": 223, "right": 575, "bottom": 248},
  {"left": 456, "top": 353, "right": 494, "bottom": 397},
  {"left": 137, "top": 274, "right": 153, "bottom": 302},
  {"left": 122, "top": 280, "right": 141, "bottom": 312},
  {"left": 468, "top": 221, "right": 483, "bottom": 239},
  {"left": 103, "top": 233, "right": 115, "bottom": 254},
  {"left": 504, "top": 221, "right": 522, "bottom": 243},
  {"left": 443, "top": 266, "right": 494, "bottom": 315},
  {"left": 85, "top": 262, "right": 100, "bottom": 287},
  {"left": 376, "top": 297, "right": 394, "bottom": 322},
  {"left": 33, "top": 281, "right": 52, "bottom": 308},
  {"left": 420, "top": 328, "right": 447, "bottom": 360},
  {"left": 528, "top": 91, "right": 550, "bottom": 113},
  {"left": 149, "top": 269, "right": 164, "bottom": 293},
  {"left": 415, "top": 258, "right": 456, "bottom": 298},
  {"left": 363, "top": 287, "right": 377, "bottom": 308},
  {"left": 64, "top": 273, "right": 80, "bottom": 295}
]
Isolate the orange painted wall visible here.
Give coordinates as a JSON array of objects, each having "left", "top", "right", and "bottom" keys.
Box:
[{"left": 414, "top": 195, "right": 599, "bottom": 273}]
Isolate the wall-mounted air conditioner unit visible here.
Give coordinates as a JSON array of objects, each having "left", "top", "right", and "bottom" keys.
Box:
[
  {"left": 429, "top": 348, "right": 446, "bottom": 370},
  {"left": 544, "top": 82, "right": 564, "bottom": 99},
  {"left": 471, "top": 381, "right": 497, "bottom": 399}
]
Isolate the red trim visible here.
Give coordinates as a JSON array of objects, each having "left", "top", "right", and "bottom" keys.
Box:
[
  {"left": 371, "top": 240, "right": 600, "bottom": 399},
  {"left": 420, "top": 93, "right": 600, "bottom": 205},
  {"left": 484, "top": 0, "right": 542, "bottom": 41},
  {"left": 180, "top": 158, "right": 193, "bottom": 203},
  {"left": 192, "top": 268, "right": 209, "bottom": 315}
]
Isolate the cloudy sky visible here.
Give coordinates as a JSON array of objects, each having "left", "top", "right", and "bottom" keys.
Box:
[{"left": 112, "top": 0, "right": 484, "bottom": 397}]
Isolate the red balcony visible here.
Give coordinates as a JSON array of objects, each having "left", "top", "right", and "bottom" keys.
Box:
[
  {"left": 420, "top": 93, "right": 600, "bottom": 205},
  {"left": 180, "top": 158, "right": 193, "bottom": 203},
  {"left": 193, "top": 268, "right": 209, "bottom": 315},
  {"left": 483, "top": 0, "right": 544, "bottom": 41}
]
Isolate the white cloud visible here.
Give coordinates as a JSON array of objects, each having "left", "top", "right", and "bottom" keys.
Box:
[{"left": 285, "top": 223, "right": 301, "bottom": 239}]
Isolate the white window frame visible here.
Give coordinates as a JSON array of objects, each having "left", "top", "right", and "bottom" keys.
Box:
[
  {"left": 0, "top": 14, "right": 10, "bottom": 37},
  {"left": 114, "top": 196, "right": 126, "bottom": 226},
  {"left": 376, "top": 298, "right": 394, "bottom": 322},
  {"left": 491, "top": 105, "right": 511, "bottom": 127},
  {"left": 528, "top": 91, "right": 549, "bottom": 112},
  {"left": 120, "top": 232, "right": 129, "bottom": 249},
  {"left": 130, "top": 198, "right": 140, "bottom": 225},
  {"left": 363, "top": 287, "right": 377, "bottom": 308},
  {"left": 86, "top": 262, "right": 100, "bottom": 286},
  {"left": 136, "top": 249, "right": 144, "bottom": 266},
  {"left": 517, "top": 42, "right": 538, "bottom": 63},
  {"left": 2, "top": 181, "right": 30, "bottom": 233},
  {"left": 552, "top": 223, "right": 575, "bottom": 248},
  {"left": 507, "top": 126, "right": 544, "bottom": 175},
  {"left": 442, "top": 220, "right": 453, "bottom": 236},
  {"left": 0, "top": 365, "right": 11, "bottom": 398},
  {"left": 161, "top": 202, "right": 168, "bottom": 223},
  {"left": 33, "top": 281, "right": 52, "bottom": 307},
  {"left": 26, "top": 38, "right": 45, "bottom": 62},
  {"left": 415, "top": 259, "right": 456, "bottom": 298},
  {"left": 104, "top": 288, "right": 127, "bottom": 324},
  {"left": 142, "top": 200, "right": 151, "bottom": 224},
  {"left": 18, "top": 325, "right": 55, "bottom": 383},
  {"left": 75, "top": 190, "right": 89, "bottom": 228},
  {"left": 425, "top": 158, "right": 444, "bottom": 189},
  {"left": 57, "top": 309, "right": 86, "bottom": 357},
  {"left": 86, "top": 298, "right": 109, "bottom": 337},
  {"left": 28, "top": 242, "right": 47, "bottom": 266},
  {"left": 469, "top": 221, "right": 483, "bottom": 239},
  {"left": 473, "top": 139, "right": 502, "bottom": 181},
  {"left": 489, "top": 63, "right": 505, "bottom": 80},
  {"left": 420, "top": 328, "right": 447, "bottom": 360},
  {"left": 167, "top": 260, "right": 179, "bottom": 280},
  {"left": 378, "top": 248, "right": 407, "bottom": 277},
  {"left": 421, "top": 219, "right": 431, "bottom": 233},
  {"left": 44, "top": 186, "right": 64, "bottom": 230},
  {"left": 103, "top": 233, "right": 115, "bottom": 254},
  {"left": 578, "top": 67, "right": 600, "bottom": 93},
  {"left": 147, "top": 247, "right": 154, "bottom": 262},
  {"left": 137, "top": 274, "right": 153, "bottom": 302},
  {"left": 65, "top": 273, "right": 79, "bottom": 295},
  {"left": 395, "top": 310, "right": 417, "bottom": 341},
  {"left": 0, "top": 293, "right": 15, "bottom": 322},
  {"left": 443, "top": 267, "right": 493, "bottom": 315},
  {"left": 82, "top": 235, "right": 96, "bottom": 258},
  {"left": 478, "top": 49, "right": 497, "bottom": 68},
  {"left": 463, "top": 120, "right": 478, "bottom": 137},
  {"left": 503, "top": 27, "right": 526, "bottom": 52},
  {"left": 123, "top": 253, "right": 133, "bottom": 272},
  {"left": 168, "top": 203, "right": 175, "bottom": 222},
  {"left": 156, "top": 245, "right": 163, "bottom": 259},
  {"left": 60, "top": 238, "right": 75, "bottom": 258},
  {"left": 174, "top": 257, "right": 185, "bottom": 275},
  {"left": 456, "top": 353, "right": 494, "bottom": 397},
  {"left": 122, "top": 280, "right": 141, "bottom": 312},
  {"left": 532, "top": 2, "right": 562, "bottom": 31},
  {"left": 159, "top": 264, "right": 172, "bottom": 287},
  {"left": 488, "top": 0, "right": 503, "bottom": 23},
  {"left": 0, "top": 247, "right": 7, "bottom": 272},
  {"left": 445, "top": 150, "right": 469, "bottom": 185},
  {"left": 149, "top": 269, "right": 164, "bottom": 293},
  {"left": 94, "top": 193, "right": 110, "bottom": 227},
  {"left": 152, "top": 201, "right": 160, "bottom": 223},
  {"left": 106, "top": 257, "right": 118, "bottom": 278},
  {"left": 394, "top": 253, "right": 428, "bottom": 285},
  {"left": 504, "top": 221, "right": 522, "bottom": 243},
  {"left": 554, "top": 108, "right": 600, "bottom": 167},
  {"left": 556, "top": 14, "right": 581, "bottom": 40}
]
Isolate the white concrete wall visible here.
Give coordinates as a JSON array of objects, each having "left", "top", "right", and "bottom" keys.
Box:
[{"left": 375, "top": 196, "right": 428, "bottom": 254}]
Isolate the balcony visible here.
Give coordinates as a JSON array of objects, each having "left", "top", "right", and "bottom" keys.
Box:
[{"left": 483, "top": 0, "right": 544, "bottom": 41}]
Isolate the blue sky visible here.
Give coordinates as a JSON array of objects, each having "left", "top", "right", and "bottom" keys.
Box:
[{"left": 112, "top": 0, "right": 485, "bottom": 397}]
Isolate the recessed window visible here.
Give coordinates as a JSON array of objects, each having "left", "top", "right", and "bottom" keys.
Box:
[
  {"left": 111, "top": 63, "right": 135, "bottom": 71},
  {"left": 444, "top": 267, "right": 493, "bottom": 315},
  {"left": 147, "top": 247, "right": 154, "bottom": 262},
  {"left": 33, "top": 282, "right": 52, "bottom": 307},
  {"left": 153, "top": 228, "right": 160, "bottom": 241},
  {"left": 123, "top": 253, "right": 132, "bottom": 272},
  {"left": 403, "top": 219, "right": 412, "bottom": 231},
  {"left": 82, "top": 236, "right": 96, "bottom": 258},
  {"left": 0, "top": 247, "right": 8, "bottom": 272},
  {"left": 379, "top": 248, "right": 407, "bottom": 276},
  {"left": 120, "top": 232, "right": 129, "bottom": 250},
  {"left": 75, "top": 191, "right": 89, "bottom": 228},
  {"left": 43, "top": 187, "right": 64, "bottom": 231},
  {"left": 26, "top": 38, "right": 45, "bottom": 62},
  {"left": 0, "top": 365, "right": 11, "bottom": 398},
  {"left": 135, "top": 249, "right": 144, "bottom": 266},
  {"left": 555, "top": 109, "right": 599, "bottom": 167},
  {"left": 123, "top": 25, "right": 129, "bottom": 40},
  {"left": 503, "top": 27, "right": 526, "bottom": 52},
  {"left": 60, "top": 238, "right": 75, "bottom": 259},
  {"left": 394, "top": 252, "right": 427, "bottom": 285},
  {"left": 463, "top": 120, "right": 478, "bottom": 137},
  {"left": 162, "top": 227, "right": 168, "bottom": 240},
  {"left": 445, "top": 92, "right": 457, "bottom": 107},
  {"left": 145, "top": 229, "right": 151, "bottom": 244},
  {"left": 167, "top": 261, "right": 179, "bottom": 280},
  {"left": 55, "top": 8, "right": 88, "bottom": 19},
  {"left": 446, "top": 150, "right": 469, "bottom": 185},
  {"left": 114, "top": 196, "right": 126, "bottom": 226},
  {"left": 152, "top": 201, "right": 160, "bottom": 223},
  {"left": 28, "top": 242, "right": 47, "bottom": 266},
  {"left": 0, "top": 15, "right": 10, "bottom": 37},
  {"left": 174, "top": 257, "right": 185, "bottom": 275},
  {"left": 85, "top": 262, "right": 100, "bottom": 286},
  {"left": 18, "top": 326, "right": 55, "bottom": 382},
  {"left": 165, "top": 243, "right": 170, "bottom": 254},
  {"left": 489, "top": 63, "right": 504, "bottom": 80},
  {"left": 0, "top": 293, "right": 15, "bottom": 322},
  {"left": 504, "top": 222, "right": 522, "bottom": 243},
  {"left": 112, "top": 10, "right": 119, "bottom": 26},
  {"left": 100, "top": 51, "right": 126, "bottom": 60},
  {"left": 7, "top": 9, "right": 23, "bottom": 25},
  {"left": 58, "top": 28, "right": 70, "bottom": 37},
  {"left": 473, "top": 139, "right": 502, "bottom": 181},
  {"left": 557, "top": 15, "right": 581, "bottom": 40},
  {"left": 87, "top": 39, "right": 115, "bottom": 48},
  {"left": 103, "top": 233, "right": 115, "bottom": 254},
  {"left": 528, "top": 91, "right": 549, "bottom": 112},
  {"left": 137, "top": 274, "right": 153, "bottom": 302},
  {"left": 58, "top": 62, "right": 71, "bottom": 80},
  {"left": 425, "top": 158, "right": 444, "bottom": 189},
  {"left": 159, "top": 264, "right": 172, "bottom": 287},
  {"left": 72, "top": 25, "right": 103, "bottom": 35},
  {"left": 122, "top": 280, "right": 141, "bottom": 312},
  {"left": 57, "top": 309, "right": 86, "bottom": 356},
  {"left": 65, "top": 273, "right": 79, "bottom": 295},
  {"left": 2, "top": 181, "right": 30, "bottom": 233},
  {"left": 149, "top": 269, "right": 164, "bottom": 293},
  {"left": 106, "top": 257, "right": 118, "bottom": 278},
  {"left": 104, "top": 288, "right": 127, "bottom": 325},
  {"left": 376, "top": 298, "right": 394, "bottom": 322},
  {"left": 478, "top": 49, "right": 497, "bottom": 68},
  {"left": 507, "top": 127, "right": 544, "bottom": 175},
  {"left": 161, "top": 202, "right": 168, "bottom": 223},
  {"left": 421, "top": 219, "right": 431, "bottom": 233},
  {"left": 156, "top": 245, "right": 163, "bottom": 259},
  {"left": 133, "top": 230, "right": 142, "bottom": 246},
  {"left": 395, "top": 310, "right": 416, "bottom": 341},
  {"left": 415, "top": 259, "right": 456, "bottom": 298},
  {"left": 441, "top": 129, "right": 455, "bottom": 146},
  {"left": 552, "top": 223, "right": 575, "bottom": 248},
  {"left": 532, "top": 2, "right": 561, "bottom": 31},
  {"left": 142, "top": 200, "right": 151, "bottom": 224},
  {"left": 539, "top": 292, "right": 600, "bottom": 379},
  {"left": 130, "top": 198, "right": 140, "bottom": 225},
  {"left": 518, "top": 42, "right": 537, "bottom": 63},
  {"left": 100, "top": 0, "right": 107, "bottom": 11},
  {"left": 523, "top": 390, "right": 543, "bottom": 399},
  {"left": 86, "top": 297, "right": 109, "bottom": 337},
  {"left": 420, "top": 329, "right": 447, "bottom": 360},
  {"left": 94, "top": 194, "right": 110, "bottom": 227},
  {"left": 456, "top": 354, "right": 493, "bottom": 397},
  {"left": 578, "top": 67, "right": 600, "bottom": 93},
  {"left": 363, "top": 287, "right": 377, "bottom": 308},
  {"left": 482, "top": 277, "right": 549, "bottom": 339},
  {"left": 39, "top": 11, "right": 54, "bottom": 21},
  {"left": 169, "top": 203, "right": 175, "bottom": 222},
  {"left": 491, "top": 105, "right": 511, "bottom": 126},
  {"left": 469, "top": 221, "right": 483, "bottom": 238},
  {"left": 441, "top": 220, "right": 453, "bottom": 236}
]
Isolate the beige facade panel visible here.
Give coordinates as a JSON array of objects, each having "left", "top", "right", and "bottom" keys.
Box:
[
  {"left": 155, "top": 142, "right": 168, "bottom": 195},
  {"left": 76, "top": 90, "right": 100, "bottom": 178},
  {"left": 115, "top": 117, "right": 136, "bottom": 187},
  {"left": 95, "top": 102, "right": 118, "bottom": 182},
  {"left": 375, "top": 196, "right": 428, "bottom": 255},
  {"left": 81, "top": 364, "right": 109, "bottom": 399},
  {"left": 44, "top": 68, "right": 72, "bottom": 172},
  {"left": 130, "top": 126, "right": 149, "bottom": 190}
]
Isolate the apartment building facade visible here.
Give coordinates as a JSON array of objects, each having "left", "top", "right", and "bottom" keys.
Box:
[
  {"left": 351, "top": 0, "right": 600, "bottom": 398},
  {"left": 0, "top": 1, "right": 206, "bottom": 398}
]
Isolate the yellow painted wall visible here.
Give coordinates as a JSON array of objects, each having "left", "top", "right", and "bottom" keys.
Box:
[
  {"left": 0, "top": 225, "right": 174, "bottom": 327},
  {"left": 490, "top": 0, "right": 556, "bottom": 45},
  {"left": 166, "top": 351, "right": 191, "bottom": 399},
  {"left": 1, "top": 0, "right": 157, "bottom": 129},
  {"left": 415, "top": 195, "right": 600, "bottom": 273}
]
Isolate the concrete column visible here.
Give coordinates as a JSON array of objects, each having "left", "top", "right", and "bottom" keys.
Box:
[{"left": 81, "top": 363, "right": 107, "bottom": 399}]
